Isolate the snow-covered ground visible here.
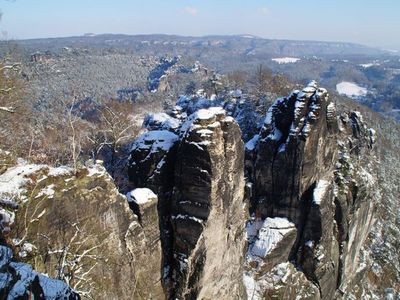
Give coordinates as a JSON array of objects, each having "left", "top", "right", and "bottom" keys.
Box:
[
  {"left": 359, "top": 62, "right": 380, "bottom": 68},
  {"left": 271, "top": 57, "right": 300, "bottom": 64},
  {"left": 336, "top": 81, "right": 368, "bottom": 98}
]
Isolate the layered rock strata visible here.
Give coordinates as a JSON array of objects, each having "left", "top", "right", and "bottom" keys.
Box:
[
  {"left": 128, "top": 107, "right": 247, "bottom": 299},
  {"left": 245, "top": 82, "right": 377, "bottom": 299}
]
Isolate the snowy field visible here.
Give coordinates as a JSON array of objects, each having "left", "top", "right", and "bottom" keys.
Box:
[
  {"left": 336, "top": 81, "right": 368, "bottom": 98},
  {"left": 271, "top": 57, "right": 300, "bottom": 64}
]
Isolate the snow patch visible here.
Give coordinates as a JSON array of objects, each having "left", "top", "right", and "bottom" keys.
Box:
[
  {"left": 313, "top": 180, "right": 330, "bottom": 205},
  {"left": 245, "top": 135, "right": 260, "bottom": 151},
  {"left": 0, "top": 164, "right": 45, "bottom": 200},
  {"left": 249, "top": 217, "right": 296, "bottom": 258},
  {"left": 359, "top": 62, "right": 380, "bottom": 68},
  {"left": 172, "top": 214, "right": 204, "bottom": 224},
  {"left": 127, "top": 188, "right": 157, "bottom": 205},
  {"left": 143, "top": 112, "right": 181, "bottom": 131},
  {"left": 131, "top": 130, "right": 179, "bottom": 152},
  {"left": 271, "top": 57, "right": 300, "bottom": 64},
  {"left": 336, "top": 82, "right": 368, "bottom": 98}
]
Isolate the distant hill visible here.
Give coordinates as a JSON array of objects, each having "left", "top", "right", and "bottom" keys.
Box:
[{"left": 1, "top": 34, "right": 399, "bottom": 121}]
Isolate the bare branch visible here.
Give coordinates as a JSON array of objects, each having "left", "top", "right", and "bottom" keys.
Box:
[{"left": 0, "top": 106, "right": 15, "bottom": 113}]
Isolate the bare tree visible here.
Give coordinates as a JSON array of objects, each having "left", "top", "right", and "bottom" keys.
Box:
[
  {"left": 67, "top": 101, "right": 81, "bottom": 171},
  {"left": 251, "top": 64, "right": 272, "bottom": 104},
  {"left": 0, "top": 62, "right": 21, "bottom": 113},
  {"left": 227, "top": 70, "right": 248, "bottom": 90},
  {"left": 94, "top": 100, "right": 139, "bottom": 176}
]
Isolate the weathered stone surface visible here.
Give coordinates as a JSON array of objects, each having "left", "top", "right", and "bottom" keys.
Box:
[
  {"left": 244, "top": 262, "right": 321, "bottom": 300},
  {"left": 170, "top": 108, "right": 246, "bottom": 299},
  {"left": 332, "top": 111, "right": 377, "bottom": 298},
  {"left": 128, "top": 107, "right": 247, "bottom": 299},
  {"left": 246, "top": 82, "right": 378, "bottom": 299},
  {"left": 128, "top": 130, "right": 179, "bottom": 191},
  {"left": 0, "top": 162, "right": 163, "bottom": 299},
  {"left": 253, "top": 81, "right": 338, "bottom": 223}
]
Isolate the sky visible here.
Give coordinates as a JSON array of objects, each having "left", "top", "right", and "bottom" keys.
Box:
[{"left": 1, "top": 0, "right": 400, "bottom": 50}]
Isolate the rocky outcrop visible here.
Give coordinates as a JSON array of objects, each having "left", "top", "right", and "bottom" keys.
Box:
[
  {"left": 0, "top": 245, "right": 80, "bottom": 299},
  {"left": 253, "top": 81, "right": 338, "bottom": 222},
  {"left": 148, "top": 56, "right": 180, "bottom": 92},
  {"left": 128, "top": 107, "right": 247, "bottom": 299},
  {"left": 245, "top": 81, "right": 377, "bottom": 299},
  {"left": 245, "top": 217, "right": 297, "bottom": 274},
  {"left": 0, "top": 77, "right": 381, "bottom": 299},
  {"left": 127, "top": 81, "right": 378, "bottom": 299},
  {"left": 171, "top": 108, "right": 246, "bottom": 299},
  {"left": 244, "top": 262, "right": 321, "bottom": 299},
  {"left": 0, "top": 162, "right": 163, "bottom": 299},
  {"left": 0, "top": 246, "right": 80, "bottom": 300}
]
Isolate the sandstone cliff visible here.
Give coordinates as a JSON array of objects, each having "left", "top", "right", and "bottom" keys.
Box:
[
  {"left": 0, "top": 157, "right": 163, "bottom": 299},
  {"left": 127, "top": 81, "right": 378, "bottom": 299},
  {"left": 129, "top": 107, "right": 247, "bottom": 299},
  {"left": 0, "top": 80, "right": 380, "bottom": 299},
  {"left": 244, "top": 82, "right": 377, "bottom": 299}
]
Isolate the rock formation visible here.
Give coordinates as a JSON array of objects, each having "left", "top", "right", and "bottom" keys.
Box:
[
  {"left": 0, "top": 160, "right": 163, "bottom": 299},
  {"left": 0, "top": 245, "right": 80, "bottom": 299},
  {"left": 244, "top": 82, "right": 377, "bottom": 299},
  {"left": 128, "top": 107, "right": 247, "bottom": 299},
  {"left": 0, "top": 80, "right": 379, "bottom": 299},
  {"left": 126, "top": 81, "right": 378, "bottom": 299}
]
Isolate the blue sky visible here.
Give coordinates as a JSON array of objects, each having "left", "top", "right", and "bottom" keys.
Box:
[{"left": 1, "top": 0, "right": 399, "bottom": 49}]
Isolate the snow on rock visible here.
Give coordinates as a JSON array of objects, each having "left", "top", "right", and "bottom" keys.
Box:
[
  {"left": 313, "top": 179, "right": 330, "bottom": 205},
  {"left": 35, "top": 184, "right": 55, "bottom": 199},
  {"left": 369, "top": 128, "right": 377, "bottom": 144},
  {"left": 0, "top": 208, "right": 15, "bottom": 234},
  {"left": 230, "top": 89, "right": 243, "bottom": 99},
  {"left": 127, "top": 188, "right": 157, "bottom": 205},
  {"left": 0, "top": 245, "right": 78, "bottom": 299},
  {"left": 180, "top": 107, "right": 226, "bottom": 136},
  {"left": 171, "top": 214, "right": 204, "bottom": 224},
  {"left": 271, "top": 57, "right": 300, "bottom": 64},
  {"left": 243, "top": 272, "right": 260, "bottom": 300},
  {"left": 18, "top": 242, "right": 36, "bottom": 258},
  {"left": 244, "top": 262, "right": 320, "bottom": 300},
  {"left": 249, "top": 217, "right": 296, "bottom": 258},
  {"left": 143, "top": 112, "right": 181, "bottom": 132},
  {"left": 131, "top": 130, "right": 179, "bottom": 152},
  {"left": 86, "top": 163, "right": 107, "bottom": 178},
  {"left": 245, "top": 134, "right": 260, "bottom": 151},
  {"left": 336, "top": 81, "right": 368, "bottom": 98},
  {"left": 327, "top": 102, "right": 336, "bottom": 120},
  {"left": 0, "top": 164, "right": 46, "bottom": 200},
  {"left": 197, "top": 107, "right": 225, "bottom": 121},
  {"left": 47, "top": 166, "right": 73, "bottom": 177}
]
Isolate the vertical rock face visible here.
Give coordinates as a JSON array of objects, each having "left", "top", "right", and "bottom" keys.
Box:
[
  {"left": 128, "top": 107, "right": 247, "bottom": 299},
  {"left": 125, "top": 188, "right": 164, "bottom": 299},
  {"left": 171, "top": 108, "right": 246, "bottom": 299},
  {"left": 127, "top": 83, "right": 378, "bottom": 299},
  {"left": 246, "top": 81, "right": 377, "bottom": 299},
  {"left": 254, "top": 81, "right": 338, "bottom": 223}
]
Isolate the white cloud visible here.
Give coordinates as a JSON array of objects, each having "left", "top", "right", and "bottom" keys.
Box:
[
  {"left": 184, "top": 6, "right": 198, "bottom": 16},
  {"left": 258, "top": 7, "right": 269, "bottom": 16}
]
